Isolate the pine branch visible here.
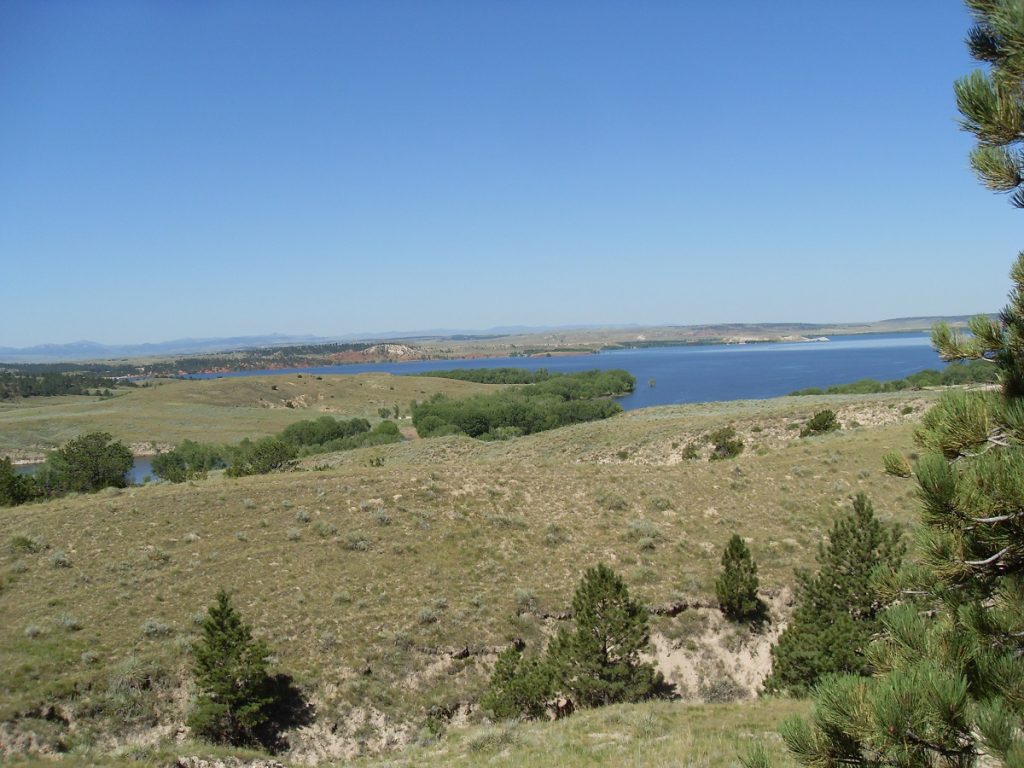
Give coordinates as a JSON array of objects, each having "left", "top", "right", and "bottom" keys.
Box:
[
  {"left": 965, "top": 546, "right": 1011, "bottom": 567},
  {"left": 968, "top": 510, "right": 1023, "bottom": 524},
  {"left": 904, "top": 728, "right": 976, "bottom": 760}
]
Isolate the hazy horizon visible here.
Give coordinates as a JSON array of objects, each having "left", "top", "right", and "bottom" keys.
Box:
[
  {"left": 0, "top": 315, "right": 988, "bottom": 356},
  {"left": 2, "top": 2, "right": 1017, "bottom": 347}
]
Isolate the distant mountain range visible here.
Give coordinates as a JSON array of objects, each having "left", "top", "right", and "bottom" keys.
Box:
[
  {"left": 0, "top": 316, "right": 988, "bottom": 363},
  {"left": 0, "top": 335, "right": 332, "bottom": 363}
]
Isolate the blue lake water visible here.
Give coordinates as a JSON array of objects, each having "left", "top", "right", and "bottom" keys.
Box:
[
  {"left": 191, "top": 332, "right": 945, "bottom": 410},
  {"left": 16, "top": 457, "right": 155, "bottom": 486}
]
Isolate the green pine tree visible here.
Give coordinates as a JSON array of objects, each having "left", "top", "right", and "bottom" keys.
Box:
[
  {"left": 747, "top": 6, "right": 1024, "bottom": 763},
  {"left": 715, "top": 534, "right": 761, "bottom": 621},
  {"left": 548, "top": 563, "right": 663, "bottom": 708},
  {"left": 188, "top": 590, "right": 276, "bottom": 746},
  {"left": 763, "top": 494, "right": 903, "bottom": 696}
]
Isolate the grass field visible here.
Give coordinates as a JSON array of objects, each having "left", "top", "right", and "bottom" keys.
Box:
[
  {"left": 0, "top": 373, "right": 498, "bottom": 460},
  {"left": 0, "top": 379, "right": 935, "bottom": 764}
]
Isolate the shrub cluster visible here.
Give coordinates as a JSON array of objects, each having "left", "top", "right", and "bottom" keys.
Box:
[
  {"left": 153, "top": 417, "right": 402, "bottom": 482},
  {"left": 225, "top": 438, "right": 298, "bottom": 478},
  {"left": 151, "top": 440, "right": 226, "bottom": 483},
  {"left": 799, "top": 409, "right": 840, "bottom": 437},
  {"left": 412, "top": 370, "right": 633, "bottom": 439},
  {"left": 707, "top": 426, "right": 744, "bottom": 460},
  {"left": 789, "top": 358, "right": 995, "bottom": 396}
]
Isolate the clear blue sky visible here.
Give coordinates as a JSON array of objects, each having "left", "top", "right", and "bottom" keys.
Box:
[{"left": 1, "top": 1, "right": 1018, "bottom": 346}]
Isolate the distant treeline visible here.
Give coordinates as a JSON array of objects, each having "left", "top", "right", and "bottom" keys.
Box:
[
  {"left": 0, "top": 371, "right": 134, "bottom": 400},
  {"left": 416, "top": 367, "right": 558, "bottom": 384},
  {"left": 509, "top": 347, "right": 596, "bottom": 356},
  {"left": 412, "top": 369, "right": 633, "bottom": 440},
  {"left": 152, "top": 415, "right": 401, "bottom": 481},
  {"left": 1, "top": 342, "right": 385, "bottom": 378},
  {"left": 790, "top": 359, "right": 997, "bottom": 396},
  {"left": 163, "top": 343, "right": 379, "bottom": 374},
  {"left": 601, "top": 339, "right": 722, "bottom": 350}
]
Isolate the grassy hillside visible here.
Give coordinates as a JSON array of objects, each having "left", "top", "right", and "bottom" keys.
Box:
[
  {"left": 0, "top": 374, "right": 497, "bottom": 461},
  {"left": 350, "top": 698, "right": 809, "bottom": 768},
  {"left": 0, "top": 390, "right": 932, "bottom": 763}
]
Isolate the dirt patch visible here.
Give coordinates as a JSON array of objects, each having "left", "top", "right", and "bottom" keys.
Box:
[{"left": 649, "top": 589, "right": 792, "bottom": 702}]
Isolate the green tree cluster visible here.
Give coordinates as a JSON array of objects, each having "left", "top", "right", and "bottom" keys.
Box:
[
  {"left": 153, "top": 417, "right": 401, "bottom": 482},
  {"left": 414, "top": 367, "right": 557, "bottom": 384},
  {"left": 412, "top": 370, "right": 633, "bottom": 440},
  {"left": 763, "top": 494, "right": 904, "bottom": 696},
  {"left": 305, "top": 419, "right": 399, "bottom": 454},
  {"left": 36, "top": 432, "right": 133, "bottom": 495},
  {"left": 279, "top": 415, "right": 371, "bottom": 448}
]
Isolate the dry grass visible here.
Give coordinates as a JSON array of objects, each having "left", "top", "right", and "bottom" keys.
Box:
[
  {"left": 355, "top": 698, "right": 808, "bottom": 768},
  {"left": 0, "top": 385, "right": 933, "bottom": 762}
]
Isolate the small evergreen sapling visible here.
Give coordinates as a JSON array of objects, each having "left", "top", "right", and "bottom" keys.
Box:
[
  {"left": 715, "top": 534, "right": 761, "bottom": 620},
  {"left": 548, "top": 563, "right": 663, "bottom": 707},
  {"left": 188, "top": 590, "right": 276, "bottom": 746}
]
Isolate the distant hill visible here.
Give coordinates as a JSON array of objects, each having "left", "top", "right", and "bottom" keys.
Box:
[{"left": 0, "top": 316, "right": 991, "bottom": 363}]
